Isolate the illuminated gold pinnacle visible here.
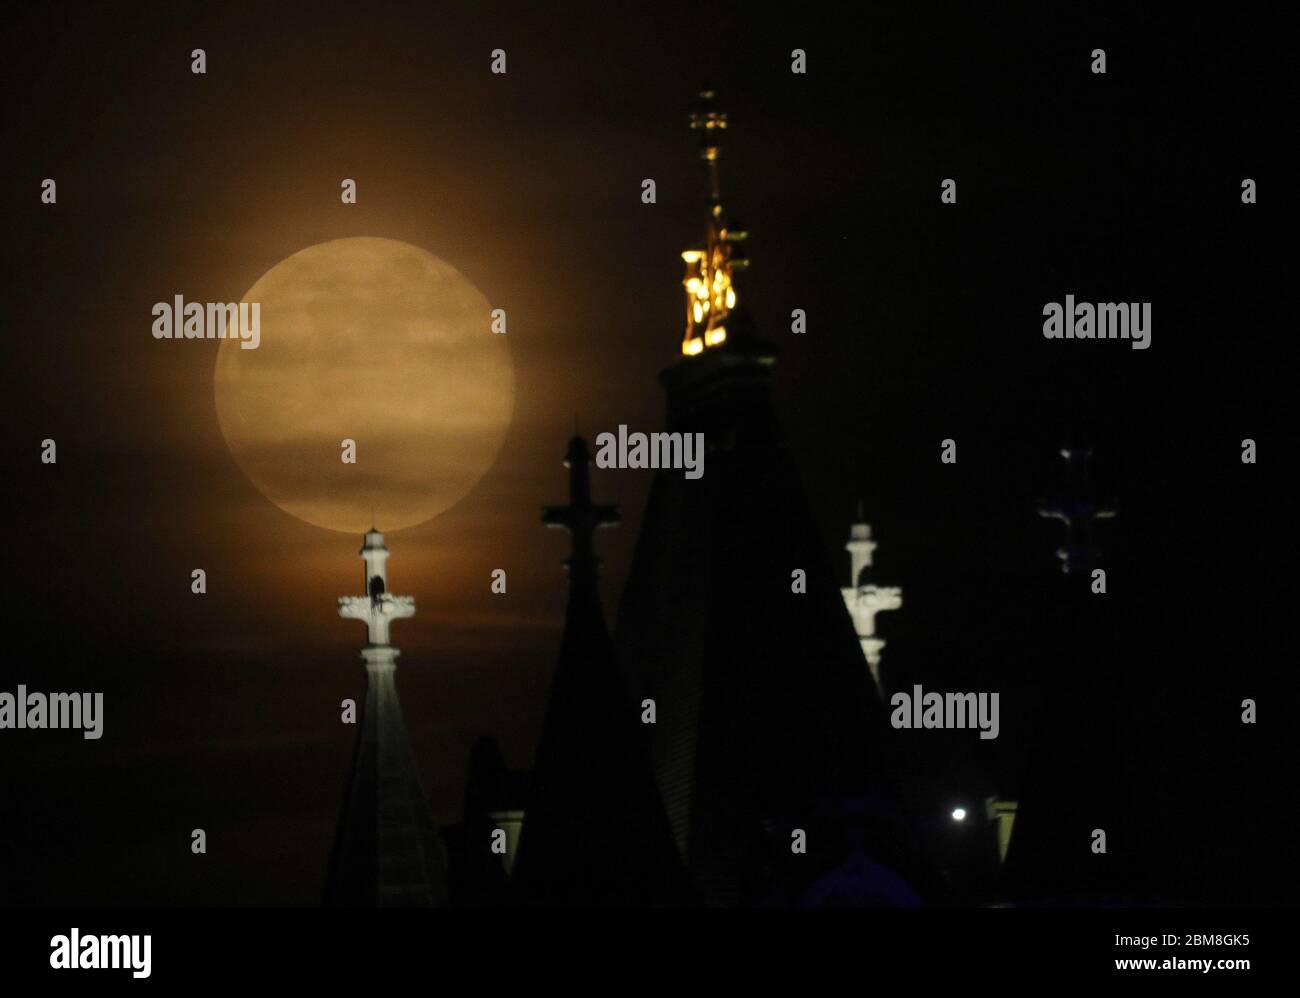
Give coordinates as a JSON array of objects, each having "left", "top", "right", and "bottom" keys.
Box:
[{"left": 681, "top": 89, "right": 748, "bottom": 357}]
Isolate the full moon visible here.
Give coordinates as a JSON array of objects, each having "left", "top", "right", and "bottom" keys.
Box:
[{"left": 214, "top": 237, "right": 514, "bottom": 533}]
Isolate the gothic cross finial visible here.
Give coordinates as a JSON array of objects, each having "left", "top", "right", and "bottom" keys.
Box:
[
  {"left": 842, "top": 518, "right": 902, "bottom": 695},
  {"left": 1037, "top": 446, "right": 1116, "bottom": 574},
  {"left": 541, "top": 436, "right": 619, "bottom": 574},
  {"left": 338, "top": 529, "right": 415, "bottom": 647}
]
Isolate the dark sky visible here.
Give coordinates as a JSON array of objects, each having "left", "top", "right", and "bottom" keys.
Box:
[{"left": 1, "top": 2, "right": 1292, "bottom": 905}]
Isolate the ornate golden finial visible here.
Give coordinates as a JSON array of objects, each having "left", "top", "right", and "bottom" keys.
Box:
[{"left": 681, "top": 88, "right": 749, "bottom": 357}]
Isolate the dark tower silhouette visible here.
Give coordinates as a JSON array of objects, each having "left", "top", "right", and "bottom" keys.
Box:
[
  {"left": 511, "top": 436, "right": 692, "bottom": 905},
  {"left": 614, "top": 90, "right": 898, "bottom": 906}
]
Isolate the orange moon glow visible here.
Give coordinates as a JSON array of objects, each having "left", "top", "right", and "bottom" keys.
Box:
[{"left": 214, "top": 237, "right": 514, "bottom": 533}]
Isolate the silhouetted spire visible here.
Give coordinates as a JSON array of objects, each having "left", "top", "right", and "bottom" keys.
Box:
[
  {"left": 513, "top": 437, "right": 692, "bottom": 906},
  {"left": 326, "top": 531, "right": 446, "bottom": 907},
  {"left": 1004, "top": 447, "right": 1152, "bottom": 903}
]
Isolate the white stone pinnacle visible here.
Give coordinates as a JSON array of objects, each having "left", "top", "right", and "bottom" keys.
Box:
[{"left": 841, "top": 515, "right": 902, "bottom": 695}]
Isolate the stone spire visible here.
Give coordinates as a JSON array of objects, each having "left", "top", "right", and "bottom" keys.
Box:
[
  {"left": 513, "top": 437, "right": 691, "bottom": 905},
  {"left": 1003, "top": 449, "right": 1152, "bottom": 902},
  {"left": 325, "top": 529, "right": 446, "bottom": 906}
]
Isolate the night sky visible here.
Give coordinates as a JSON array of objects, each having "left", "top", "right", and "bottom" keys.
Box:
[{"left": 1, "top": 2, "right": 1292, "bottom": 905}]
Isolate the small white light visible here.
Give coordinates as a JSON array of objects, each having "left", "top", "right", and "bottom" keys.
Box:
[{"left": 951, "top": 807, "right": 967, "bottom": 822}]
